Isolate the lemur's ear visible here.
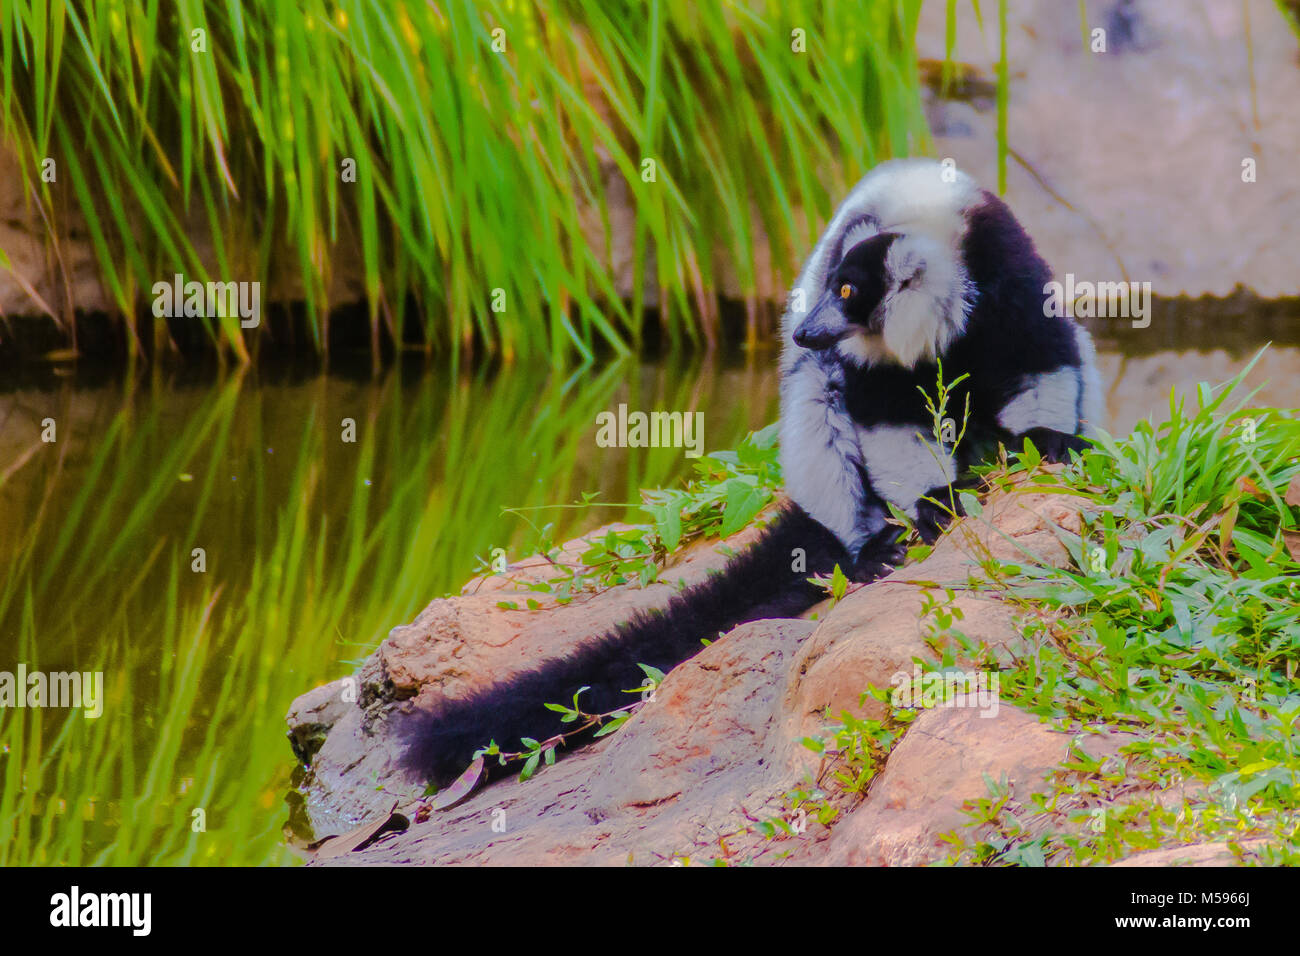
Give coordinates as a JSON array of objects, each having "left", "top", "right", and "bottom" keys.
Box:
[
  {"left": 836, "top": 216, "right": 880, "bottom": 262},
  {"left": 896, "top": 256, "right": 926, "bottom": 289},
  {"left": 887, "top": 234, "right": 944, "bottom": 290}
]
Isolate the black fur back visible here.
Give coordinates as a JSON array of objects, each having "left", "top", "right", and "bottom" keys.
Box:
[
  {"left": 840, "top": 188, "right": 1087, "bottom": 461},
  {"left": 404, "top": 503, "right": 855, "bottom": 787}
]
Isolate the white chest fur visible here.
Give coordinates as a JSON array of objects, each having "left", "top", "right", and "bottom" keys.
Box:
[{"left": 779, "top": 356, "right": 870, "bottom": 552}]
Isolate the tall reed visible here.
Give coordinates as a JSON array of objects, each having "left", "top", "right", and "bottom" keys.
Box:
[{"left": 1, "top": 0, "right": 930, "bottom": 364}]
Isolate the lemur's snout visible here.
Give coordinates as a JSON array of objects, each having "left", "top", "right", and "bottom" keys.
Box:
[
  {"left": 793, "top": 324, "right": 835, "bottom": 350},
  {"left": 793, "top": 289, "right": 850, "bottom": 350}
]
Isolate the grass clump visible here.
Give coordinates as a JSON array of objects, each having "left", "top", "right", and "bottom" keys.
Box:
[
  {"left": 939, "top": 353, "right": 1300, "bottom": 864},
  {"left": 1, "top": 0, "right": 930, "bottom": 363},
  {"left": 483, "top": 421, "right": 784, "bottom": 605}
]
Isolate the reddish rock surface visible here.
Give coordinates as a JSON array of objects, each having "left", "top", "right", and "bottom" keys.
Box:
[
  {"left": 322, "top": 616, "right": 817, "bottom": 865},
  {"left": 288, "top": 518, "right": 771, "bottom": 837},
  {"left": 286, "top": 480, "right": 1282, "bottom": 866},
  {"left": 1112, "top": 839, "right": 1276, "bottom": 867},
  {"left": 819, "top": 702, "right": 1128, "bottom": 867}
]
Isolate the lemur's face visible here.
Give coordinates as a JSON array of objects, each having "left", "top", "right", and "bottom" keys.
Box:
[{"left": 793, "top": 231, "right": 958, "bottom": 367}]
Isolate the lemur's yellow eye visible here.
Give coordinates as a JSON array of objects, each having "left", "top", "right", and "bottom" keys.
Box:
[{"left": 839, "top": 284, "right": 853, "bottom": 300}]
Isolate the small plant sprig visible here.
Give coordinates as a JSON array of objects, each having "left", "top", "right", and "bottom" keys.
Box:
[
  {"left": 921, "top": 358, "right": 972, "bottom": 455},
  {"left": 797, "top": 685, "right": 919, "bottom": 812},
  {"left": 488, "top": 513, "right": 663, "bottom": 608},
  {"left": 883, "top": 359, "right": 977, "bottom": 560},
  {"left": 474, "top": 665, "right": 667, "bottom": 782},
  {"left": 806, "top": 563, "right": 851, "bottom": 609},
  {"left": 485, "top": 425, "right": 784, "bottom": 604},
  {"left": 919, "top": 360, "right": 973, "bottom": 521}
]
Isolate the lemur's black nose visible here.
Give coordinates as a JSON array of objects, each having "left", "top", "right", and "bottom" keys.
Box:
[{"left": 794, "top": 326, "right": 838, "bottom": 350}]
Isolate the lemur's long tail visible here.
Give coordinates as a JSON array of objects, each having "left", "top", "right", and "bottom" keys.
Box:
[{"left": 406, "top": 502, "right": 852, "bottom": 786}]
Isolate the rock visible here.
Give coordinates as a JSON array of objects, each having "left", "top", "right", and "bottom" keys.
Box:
[
  {"left": 779, "top": 586, "right": 1016, "bottom": 733},
  {"left": 382, "top": 519, "right": 765, "bottom": 703},
  {"left": 819, "top": 701, "right": 1128, "bottom": 867},
  {"left": 582, "top": 616, "right": 811, "bottom": 822},
  {"left": 319, "top": 618, "right": 816, "bottom": 866},
  {"left": 284, "top": 678, "right": 354, "bottom": 765},
  {"left": 291, "top": 700, "right": 425, "bottom": 839},
  {"left": 290, "top": 482, "right": 1112, "bottom": 865},
  {"left": 781, "top": 480, "right": 1081, "bottom": 745},
  {"left": 1112, "top": 839, "right": 1276, "bottom": 867},
  {"left": 287, "top": 516, "right": 773, "bottom": 836}
]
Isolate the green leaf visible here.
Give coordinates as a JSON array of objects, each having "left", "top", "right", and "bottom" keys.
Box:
[
  {"left": 830, "top": 564, "right": 848, "bottom": 602},
  {"left": 593, "top": 713, "right": 632, "bottom": 737},
  {"left": 519, "top": 752, "right": 541, "bottom": 781},
  {"left": 654, "top": 500, "right": 683, "bottom": 552},
  {"left": 719, "top": 478, "right": 766, "bottom": 538},
  {"left": 1020, "top": 437, "right": 1041, "bottom": 470}
]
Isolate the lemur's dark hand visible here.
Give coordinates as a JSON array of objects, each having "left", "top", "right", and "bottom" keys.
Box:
[
  {"left": 850, "top": 527, "right": 905, "bottom": 582},
  {"left": 1020, "top": 427, "right": 1089, "bottom": 464},
  {"left": 915, "top": 485, "right": 965, "bottom": 544}
]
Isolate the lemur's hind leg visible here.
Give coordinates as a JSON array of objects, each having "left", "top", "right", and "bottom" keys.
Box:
[
  {"left": 997, "top": 366, "right": 1092, "bottom": 465},
  {"left": 857, "top": 423, "right": 961, "bottom": 547}
]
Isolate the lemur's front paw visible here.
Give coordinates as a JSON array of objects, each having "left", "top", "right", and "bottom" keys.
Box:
[
  {"left": 915, "top": 486, "right": 965, "bottom": 544},
  {"left": 1021, "top": 427, "right": 1089, "bottom": 464}
]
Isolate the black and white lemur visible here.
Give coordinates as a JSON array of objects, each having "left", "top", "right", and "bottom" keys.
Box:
[{"left": 407, "top": 157, "right": 1104, "bottom": 786}]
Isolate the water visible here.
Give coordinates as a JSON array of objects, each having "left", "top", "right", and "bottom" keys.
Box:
[
  {"left": 0, "top": 353, "right": 779, "bottom": 864},
  {"left": 1, "top": 326, "right": 1296, "bottom": 864}
]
